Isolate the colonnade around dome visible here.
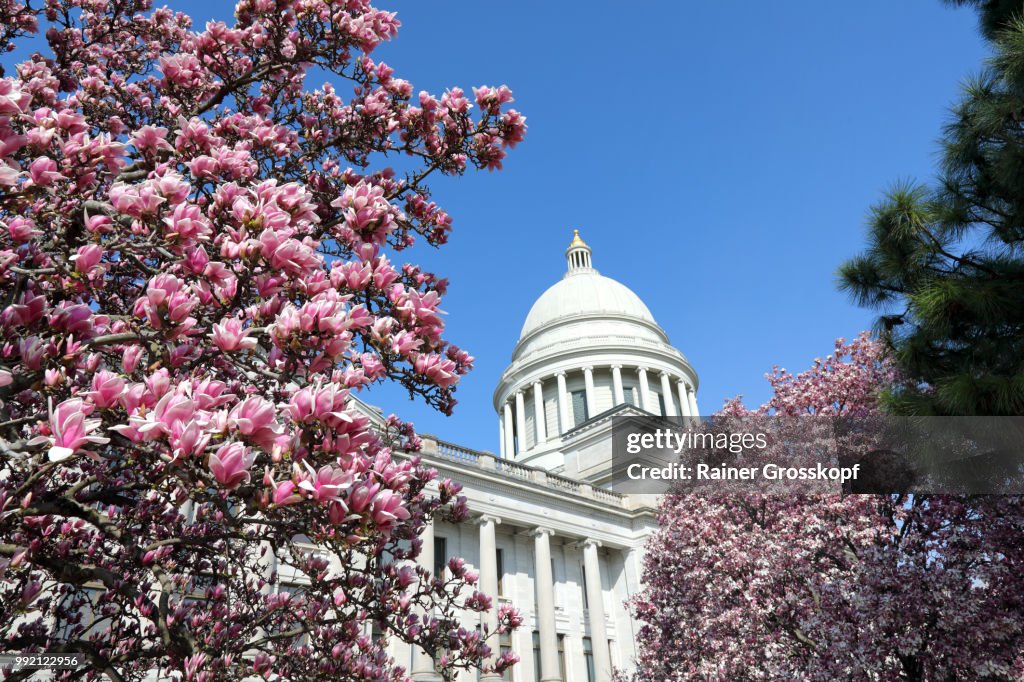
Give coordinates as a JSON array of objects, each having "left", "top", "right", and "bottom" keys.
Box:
[{"left": 497, "top": 364, "right": 698, "bottom": 458}]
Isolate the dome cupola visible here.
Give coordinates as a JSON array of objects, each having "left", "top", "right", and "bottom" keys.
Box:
[{"left": 565, "top": 229, "right": 593, "bottom": 272}]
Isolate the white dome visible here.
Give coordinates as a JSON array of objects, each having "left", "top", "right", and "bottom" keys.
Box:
[
  {"left": 520, "top": 272, "right": 656, "bottom": 341},
  {"left": 493, "top": 230, "right": 700, "bottom": 465},
  {"left": 499, "top": 229, "right": 687, "bottom": 387}
]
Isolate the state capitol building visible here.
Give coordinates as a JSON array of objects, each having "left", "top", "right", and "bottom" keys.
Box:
[{"left": 369, "top": 231, "right": 701, "bottom": 682}]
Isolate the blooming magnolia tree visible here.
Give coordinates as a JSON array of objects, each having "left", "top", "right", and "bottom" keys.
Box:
[
  {"left": 627, "top": 334, "right": 1024, "bottom": 681},
  {"left": 0, "top": 0, "right": 526, "bottom": 679}
]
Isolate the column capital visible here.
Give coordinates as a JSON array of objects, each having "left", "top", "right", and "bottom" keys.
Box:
[
  {"left": 583, "top": 365, "right": 595, "bottom": 372},
  {"left": 582, "top": 538, "right": 602, "bottom": 549},
  {"left": 533, "top": 379, "right": 544, "bottom": 388},
  {"left": 659, "top": 370, "right": 671, "bottom": 378},
  {"left": 529, "top": 526, "right": 555, "bottom": 538},
  {"left": 555, "top": 370, "right": 567, "bottom": 377},
  {"left": 610, "top": 364, "right": 622, "bottom": 370},
  {"left": 515, "top": 389, "right": 525, "bottom": 398},
  {"left": 637, "top": 366, "right": 649, "bottom": 373},
  {"left": 475, "top": 514, "right": 502, "bottom": 526},
  {"left": 686, "top": 384, "right": 696, "bottom": 394}
]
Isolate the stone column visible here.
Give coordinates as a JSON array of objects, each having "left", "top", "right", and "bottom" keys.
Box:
[
  {"left": 533, "top": 528, "right": 561, "bottom": 682},
  {"left": 676, "top": 381, "right": 691, "bottom": 418},
  {"left": 659, "top": 372, "right": 677, "bottom": 417},
  {"left": 687, "top": 385, "right": 699, "bottom": 419},
  {"left": 498, "top": 414, "right": 506, "bottom": 458},
  {"left": 515, "top": 391, "right": 528, "bottom": 451},
  {"left": 533, "top": 381, "right": 547, "bottom": 445},
  {"left": 582, "top": 539, "right": 612, "bottom": 682},
  {"left": 611, "top": 365, "right": 624, "bottom": 406},
  {"left": 556, "top": 371, "right": 570, "bottom": 435},
  {"left": 637, "top": 367, "right": 652, "bottom": 413},
  {"left": 503, "top": 402, "right": 515, "bottom": 456},
  {"left": 411, "top": 519, "right": 442, "bottom": 681},
  {"left": 583, "top": 366, "right": 596, "bottom": 418},
  {"left": 478, "top": 515, "right": 503, "bottom": 681}
]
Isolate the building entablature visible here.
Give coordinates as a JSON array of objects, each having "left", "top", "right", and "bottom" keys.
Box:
[
  {"left": 413, "top": 435, "right": 658, "bottom": 543},
  {"left": 494, "top": 347, "right": 697, "bottom": 411}
]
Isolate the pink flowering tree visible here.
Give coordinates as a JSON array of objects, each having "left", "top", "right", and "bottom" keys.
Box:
[
  {"left": 627, "top": 334, "right": 1024, "bottom": 681},
  {"left": 0, "top": 0, "right": 526, "bottom": 679}
]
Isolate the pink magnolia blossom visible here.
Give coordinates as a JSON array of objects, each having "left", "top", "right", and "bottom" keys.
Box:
[
  {"left": 27, "top": 156, "right": 60, "bottom": 186},
  {"left": 84, "top": 370, "right": 125, "bottom": 408},
  {"left": 6, "top": 217, "right": 39, "bottom": 242},
  {"left": 168, "top": 418, "right": 211, "bottom": 461},
  {"left": 70, "top": 244, "right": 105, "bottom": 277},
  {"left": 163, "top": 202, "right": 211, "bottom": 241},
  {"left": 413, "top": 352, "right": 459, "bottom": 387},
  {"left": 208, "top": 442, "right": 255, "bottom": 489},
  {"left": 122, "top": 345, "right": 145, "bottom": 374},
  {"left": 210, "top": 318, "right": 257, "bottom": 352},
  {"left": 28, "top": 398, "right": 110, "bottom": 462},
  {"left": 369, "top": 489, "right": 411, "bottom": 531},
  {"left": 296, "top": 461, "right": 354, "bottom": 503},
  {"left": 227, "top": 396, "right": 281, "bottom": 449},
  {"left": 131, "top": 125, "right": 174, "bottom": 154},
  {"left": 331, "top": 181, "right": 399, "bottom": 246},
  {"left": 114, "top": 390, "right": 195, "bottom": 441}
]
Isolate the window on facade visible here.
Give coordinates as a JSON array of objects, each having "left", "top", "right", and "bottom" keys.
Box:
[
  {"left": 525, "top": 411, "right": 535, "bottom": 448},
  {"left": 571, "top": 390, "right": 588, "bottom": 427},
  {"left": 474, "top": 626, "right": 483, "bottom": 681},
  {"left": 496, "top": 548, "right": 505, "bottom": 596},
  {"left": 583, "top": 636, "right": 596, "bottom": 682},
  {"left": 57, "top": 586, "right": 105, "bottom": 640},
  {"left": 500, "top": 632, "right": 512, "bottom": 681},
  {"left": 275, "top": 584, "right": 311, "bottom": 647},
  {"left": 434, "top": 537, "right": 447, "bottom": 579},
  {"left": 558, "top": 633, "right": 567, "bottom": 680},
  {"left": 370, "top": 619, "right": 383, "bottom": 644},
  {"left": 533, "top": 631, "right": 541, "bottom": 681},
  {"left": 533, "top": 631, "right": 566, "bottom": 681},
  {"left": 657, "top": 392, "right": 666, "bottom": 416},
  {"left": 626, "top": 386, "right": 638, "bottom": 407},
  {"left": 581, "top": 565, "right": 588, "bottom": 608}
]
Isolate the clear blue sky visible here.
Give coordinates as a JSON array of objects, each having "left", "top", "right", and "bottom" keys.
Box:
[
  {"left": 12, "top": 1, "right": 993, "bottom": 452},
  {"left": 362, "top": 1, "right": 991, "bottom": 451}
]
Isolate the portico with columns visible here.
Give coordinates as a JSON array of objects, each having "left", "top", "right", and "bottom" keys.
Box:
[{"left": 399, "top": 433, "right": 657, "bottom": 682}]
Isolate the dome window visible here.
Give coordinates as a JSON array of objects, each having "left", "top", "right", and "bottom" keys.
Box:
[{"left": 571, "top": 389, "right": 589, "bottom": 427}]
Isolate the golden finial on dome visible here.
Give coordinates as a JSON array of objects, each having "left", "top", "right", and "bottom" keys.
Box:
[{"left": 568, "top": 229, "right": 588, "bottom": 248}]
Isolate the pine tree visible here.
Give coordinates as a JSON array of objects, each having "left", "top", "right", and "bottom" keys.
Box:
[{"left": 839, "top": 2, "right": 1024, "bottom": 416}]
